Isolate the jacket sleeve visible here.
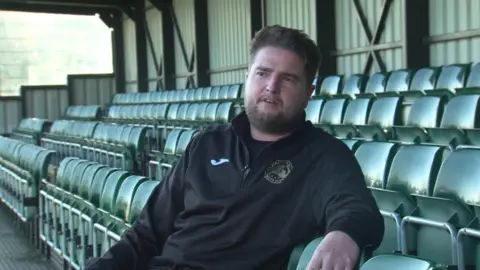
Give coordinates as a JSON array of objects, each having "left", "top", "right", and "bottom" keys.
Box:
[
  {"left": 311, "top": 141, "right": 384, "bottom": 251},
  {"left": 85, "top": 132, "right": 201, "bottom": 270}
]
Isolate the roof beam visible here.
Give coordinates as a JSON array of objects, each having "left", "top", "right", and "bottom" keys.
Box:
[
  {"left": 0, "top": 1, "right": 112, "bottom": 15},
  {"left": 2, "top": 0, "right": 120, "bottom": 8}
]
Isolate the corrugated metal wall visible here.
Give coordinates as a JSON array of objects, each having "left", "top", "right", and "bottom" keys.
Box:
[
  {"left": 428, "top": 0, "right": 480, "bottom": 66},
  {"left": 123, "top": 14, "right": 138, "bottom": 93},
  {"left": 68, "top": 74, "right": 116, "bottom": 106},
  {"left": 335, "top": 0, "right": 404, "bottom": 75},
  {"left": 0, "top": 97, "right": 21, "bottom": 135},
  {"left": 207, "top": 0, "right": 251, "bottom": 85},
  {"left": 21, "top": 85, "right": 68, "bottom": 120},
  {"left": 173, "top": 0, "right": 196, "bottom": 89},
  {"left": 145, "top": 2, "right": 164, "bottom": 91},
  {"left": 265, "top": 0, "right": 317, "bottom": 41}
]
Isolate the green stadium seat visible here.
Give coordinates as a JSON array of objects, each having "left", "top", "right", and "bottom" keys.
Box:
[
  {"left": 360, "top": 72, "right": 387, "bottom": 97},
  {"left": 354, "top": 141, "right": 398, "bottom": 190},
  {"left": 185, "top": 103, "right": 199, "bottom": 127},
  {"left": 292, "top": 236, "right": 372, "bottom": 270},
  {"left": 332, "top": 97, "right": 374, "bottom": 139},
  {"left": 194, "top": 88, "right": 203, "bottom": 101},
  {"left": 215, "top": 85, "right": 227, "bottom": 100},
  {"left": 305, "top": 98, "right": 325, "bottom": 125},
  {"left": 194, "top": 103, "right": 209, "bottom": 126},
  {"left": 156, "top": 129, "right": 183, "bottom": 180},
  {"left": 178, "top": 89, "right": 188, "bottom": 102},
  {"left": 215, "top": 102, "right": 234, "bottom": 124},
  {"left": 176, "top": 103, "right": 190, "bottom": 125},
  {"left": 392, "top": 95, "right": 447, "bottom": 143},
  {"left": 426, "top": 94, "right": 480, "bottom": 148},
  {"left": 166, "top": 103, "right": 180, "bottom": 124},
  {"left": 377, "top": 69, "right": 414, "bottom": 97},
  {"left": 186, "top": 89, "right": 195, "bottom": 101},
  {"left": 210, "top": 86, "right": 220, "bottom": 100},
  {"left": 175, "top": 129, "right": 198, "bottom": 158},
  {"left": 317, "top": 98, "right": 349, "bottom": 135},
  {"left": 341, "top": 139, "right": 362, "bottom": 152},
  {"left": 317, "top": 75, "right": 342, "bottom": 96},
  {"left": 128, "top": 180, "right": 160, "bottom": 224},
  {"left": 402, "top": 67, "right": 440, "bottom": 98},
  {"left": 92, "top": 170, "right": 131, "bottom": 257},
  {"left": 205, "top": 102, "right": 220, "bottom": 123},
  {"left": 338, "top": 74, "right": 367, "bottom": 98},
  {"left": 371, "top": 144, "right": 443, "bottom": 255},
  {"left": 150, "top": 91, "right": 162, "bottom": 103},
  {"left": 201, "top": 87, "right": 212, "bottom": 100},
  {"left": 457, "top": 62, "right": 480, "bottom": 93},
  {"left": 173, "top": 91, "right": 182, "bottom": 103},
  {"left": 356, "top": 96, "right": 403, "bottom": 140},
  {"left": 227, "top": 84, "right": 241, "bottom": 100},
  {"left": 95, "top": 175, "right": 148, "bottom": 257},
  {"left": 151, "top": 103, "right": 169, "bottom": 121},
  {"left": 429, "top": 64, "right": 468, "bottom": 97},
  {"left": 360, "top": 254, "right": 447, "bottom": 270},
  {"left": 400, "top": 148, "right": 478, "bottom": 267}
]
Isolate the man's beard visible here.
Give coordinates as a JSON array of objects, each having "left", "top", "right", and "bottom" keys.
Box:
[{"left": 245, "top": 104, "right": 304, "bottom": 134}]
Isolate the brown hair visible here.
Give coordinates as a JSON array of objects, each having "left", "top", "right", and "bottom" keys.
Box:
[{"left": 249, "top": 25, "right": 322, "bottom": 87}]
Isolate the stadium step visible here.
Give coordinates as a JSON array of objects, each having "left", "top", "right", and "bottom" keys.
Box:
[{"left": 0, "top": 202, "right": 58, "bottom": 270}]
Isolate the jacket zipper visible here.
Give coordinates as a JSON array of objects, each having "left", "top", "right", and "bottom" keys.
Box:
[{"left": 239, "top": 142, "right": 274, "bottom": 188}]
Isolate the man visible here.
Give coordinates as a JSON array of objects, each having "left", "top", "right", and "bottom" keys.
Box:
[{"left": 86, "top": 25, "right": 384, "bottom": 270}]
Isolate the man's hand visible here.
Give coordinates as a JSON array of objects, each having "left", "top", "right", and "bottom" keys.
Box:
[{"left": 306, "top": 231, "right": 360, "bottom": 270}]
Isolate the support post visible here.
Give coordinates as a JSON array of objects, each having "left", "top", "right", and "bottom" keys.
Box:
[
  {"left": 316, "top": 0, "right": 337, "bottom": 77},
  {"left": 403, "top": 0, "right": 430, "bottom": 69},
  {"left": 111, "top": 10, "right": 126, "bottom": 94},
  {"left": 194, "top": 0, "right": 210, "bottom": 87},
  {"left": 133, "top": 1, "right": 149, "bottom": 92}
]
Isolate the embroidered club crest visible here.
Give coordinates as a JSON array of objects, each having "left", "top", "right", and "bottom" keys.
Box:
[{"left": 264, "top": 160, "right": 293, "bottom": 184}]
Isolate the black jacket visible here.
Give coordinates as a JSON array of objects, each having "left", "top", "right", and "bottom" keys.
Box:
[{"left": 86, "top": 112, "right": 384, "bottom": 270}]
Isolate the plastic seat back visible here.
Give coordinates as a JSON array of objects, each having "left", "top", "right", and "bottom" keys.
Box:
[
  {"left": 319, "top": 98, "right": 348, "bottom": 125},
  {"left": 163, "top": 129, "right": 183, "bottom": 155},
  {"left": 317, "top": 75, "right": 342, "bottom": 96},
  {"left": 114, "top": 175, "right": 148, "bottom": 222},
  {"left": 128, "top": 180, "right": 161, "bottom": 224},
  {"left": 385, "top": 69, "right": 413, "bottom": 94},
  {"left": 215, "top": 102, "right": 234, "bottom": 123},
  {"left": 99, "top": 170, "right": 131, "bottom": 214},
  {"left": 305, "top": 99, "right": 324, "bottom": 125},
  {"left": 408, "top": 67, "right": 439, "bottom": 92},
  {"left": 340, "top": 74, "right": 367, "bottom": 97},
  {"left": 361, "top": 254, "right": 447, "bottom": 270},
  {"left": 434, "top": 64, "right": 468, "bottom": 94},
  {"left": 354, "top": 141, "right": 398, "bottom": 189},
  {"left": 88, "top": 167, "right": 119, "bottom": 208},
  {"left": 364, "top": 72, "right": 387, "bottom": 95}
]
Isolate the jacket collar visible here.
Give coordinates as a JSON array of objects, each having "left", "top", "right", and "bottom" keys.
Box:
[{"left": 230, "top": 110, "right": 312, "bottom": 143}]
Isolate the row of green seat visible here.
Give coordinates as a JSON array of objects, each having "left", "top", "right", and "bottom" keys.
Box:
[
  {"left": 0, "top": 136, "right": 54, "bottom": 222},
  {"left": 10, "top": 117, "right": 51, "bottom": 145},
  {"left": 38, "top": 156, "right": 160, "bottom": 269},
  {"left": 40, "top": 120, "right": 149, "bottom": 174},
  {"left": 105, "top": 101, "right": 239, "bottom": 127},
  {"left": 308, "top": 91, "right": 480, "bottom": 149},
  {"left": 64, "top": 105, "right": 103, "bottom": 121},
  {"left": 111, "top": 83, "right": 242, "bottom": 105},
  {"left": 341, "top": 138, "right": 480, "bottom": 269},
  {"left": 315, "top": 62, "right": 479, "bottom": 99}
]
